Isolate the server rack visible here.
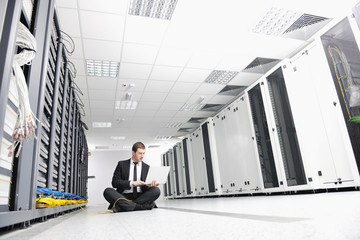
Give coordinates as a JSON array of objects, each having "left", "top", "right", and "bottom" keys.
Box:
[
  {"left": 182, "top": 136, "right": 196, "bottom": 197},
  {"left": 248, "top": 83, "right": 282, "bottom": 191},
  {"left": 0, "top": 0, "right": 88, "bottom": 228},
  {"left": 212, "top": 96, "right": 262, "bottom": 195},
  {"left": 173, "top": 142, "right": 186, "bottom": 198}
]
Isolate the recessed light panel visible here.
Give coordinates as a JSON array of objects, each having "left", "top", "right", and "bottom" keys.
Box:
[
  {"left": 110, "top": 136, "right": 126, "bottom": 140},
  {"left": 92, "top": 122, "right": 112, "bottom": 128},
  {"left": 115, "top": 100, "right": 138, "bottom": 110},
  {"left": 204, "top": 70, "right": 239, "bottom": 84},
  {"left": 86, "top": 59, "right": 120, "bottom": 77},
  {"left": 129, "top": 0, "right": 178, "bottom": 20}
]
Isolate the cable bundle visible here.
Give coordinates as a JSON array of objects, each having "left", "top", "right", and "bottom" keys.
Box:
[{"left": 8, "top": 22, "right": 38, "bottom": 157}]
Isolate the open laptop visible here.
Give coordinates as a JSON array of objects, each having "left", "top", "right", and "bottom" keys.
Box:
[{"left": 143, "top": 166, "right": 170, "bottom": 185}]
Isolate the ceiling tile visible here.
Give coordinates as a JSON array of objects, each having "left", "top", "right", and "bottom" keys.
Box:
[
  {"left": 177, "top": 68, "right": 212, "bottom": 83},
  {"left": 80, "top": 11, "right": 125, "bottom": 41},
  {"left": 155, "top": 47, "right": 193, "bottom": 67},
  {"left": 78, "top": 0, "right": 127, "bottom": 15},
  {"left": 170, "top": 82, "right": 200, "bottom": 94},
  {"left": 134, "top": 109, "right": 158, "bottom": 118},
  {"left": 70, "top": 59, "right": 86, "bottom": 76},
  {"left": 137, "top": 102, "right": 162, "bottom": 110},
  {"left": 87, "top": 76, "right": 118, "bottom": 90},
  {"left": 145, "top": 80, "right": 174, "bottom": 93},
  {"left": 149, "top": 65, "right": 183, "bottom": 81},
  {"left": 124, "top": 16, "right": 169, "bottom": 45},
  {"left": 90, "top": 107, "right": 113, "bottom": 116},
  {"left": 186, "top": 51, "right": 222, "bottom": 69},
  {"left": 56, "top": 8, "right": 81, "bottom": 38},
  {"left": 83, "top": 39, "right": 122, "bottom": 61},
  {"left": 88, "top": 89, "right": 116, "bottom": 101},
  {"left": 73, "top": 75, "right": 87, "bottom": 90},
  {"left": 67, "top": 37, "right": 83, "bottom": 59},
  {"left": 194, "top": 83, "right": 224, "bottom": 95},
  {"left": 141, "top": 92, "right": 168, "bottom": 102},
  {"left": 116, "top": 91, "right": 141, "bottom": 101},
  {"left": 119, "top": 63, "right": 153, "bottom": 79},
  {"left": 55, "top": 0, "right": 78, "bottom": 8},
  {"left": 159, "top": 102, "right": 184, "bottom": 111},
  {"left": 186, "top": 94, "right": 212, "bottom": 104},
  {"left": 113, "top": 110, "right": 136, "bottom": 117},
  {"left": 89, "top": 100, "right": 114, "bottom": 109},
  {"left": 216, "top": 54, "right": 256, "bottom": 71},
  {"left": 165, "top": 93, "right": 191, "bottom": 103},
  {"left": 122, "top": 43, "right": 159, "bottom": 64},
  {"left": 117, "top": 79, "right": 148, "bottom": 92}
]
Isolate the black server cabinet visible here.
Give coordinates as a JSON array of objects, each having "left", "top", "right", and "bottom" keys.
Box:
[
  {"left": 161, "top": 154, "right": 168, "bottom": 197},
  {"left": 266, "top": 68, "right": 307, "bottom": 186},
  {"left": 248, "top": 84, "right": 279, "bottom": 188},
  {"left": 172, "top": 146, "right": 181, "bottom": 196},
  {"left": 182, "top": 138, "right": 192, "bottom": 195},
  {"left": 201, "top": 123, "right": 216, "bottom": 193}
]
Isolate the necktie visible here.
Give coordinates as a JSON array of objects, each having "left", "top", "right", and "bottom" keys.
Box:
[{"left": 133, "top": 162, "right": 138, "bottom": 197}]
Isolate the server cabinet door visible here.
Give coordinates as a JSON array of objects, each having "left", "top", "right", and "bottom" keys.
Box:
[
  {"left": 174, "top": 143, "right": 185, "bottom": 197},
  {"left": 248, "top": 83, "right": 281, "bottom": 190},
  {"left": 213, "top": 111, "right": 236, "bottom": 193},
  {"left": 189, "top": 128, "right": 208, "bottom": 195},
  {"left": 233, "top": 96, "right": 263, "bottom": 192},
  {"left": 320, "top": 17, "right": 360, "bottom": 184},
  {"left": 265, "top": 67, "right": 307, "bottom": 188},
  {"left": 165, "top": 150, "right": 174, "bottom": 197},
  {"left": 182, "top": 138, "right": 192, "bottom": 196}
]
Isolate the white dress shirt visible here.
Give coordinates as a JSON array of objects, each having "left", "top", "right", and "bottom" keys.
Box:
[{"left": 123, "top": 160, "right": 142, "bottom": 194}]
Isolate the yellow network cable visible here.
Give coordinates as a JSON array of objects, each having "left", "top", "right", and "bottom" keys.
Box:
[
  {"left": 0, "top": 178, "right": 11, "bottom": 183},
  {"left": 328, "top": 46, "right": 352, "bottom": 119},
  {"left": 75, "top": 197, "right": 133, "bottom": 216}
]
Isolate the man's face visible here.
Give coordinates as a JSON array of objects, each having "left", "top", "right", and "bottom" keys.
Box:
[{"left": 132, "top": 148, "right": 145, "bottom": 162}]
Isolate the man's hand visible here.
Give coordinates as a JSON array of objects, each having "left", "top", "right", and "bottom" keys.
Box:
[
  {"left": 132, "top": 180, "right": 145, "bottom": 186},
  {"left": 147, "top": 180, "right": 160, "bottom": 188}
]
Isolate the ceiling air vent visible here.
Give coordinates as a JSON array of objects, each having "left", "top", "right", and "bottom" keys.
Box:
[
  {"left": 148, "top": 145, "right": 160, "bottom": 148},
  {"left": 251, "top": 7, "right": 331, "bottom": 41},
  {"left": 129, "top": 0, "right": 178, "bottom": 20},
  {"left": 155, "top": 136, "right": 172, "bottom": 140},
  {"left": 178, "top": 128, "right": 193, "bottom": 133},
  {"left": 243, "top": 57, "right": 280, "bottom": 74},
  {"left": 282, "top": 13, "right": 331, "bottom": 40},
  {"left": 218, "top": 85, "right": 247, "bottom": 96},
  {"left": 187, "top": 117, "right": 206, "bottom": 123},
  {"left": 200, "top": 104, "right": 224, "bottom": 112}
]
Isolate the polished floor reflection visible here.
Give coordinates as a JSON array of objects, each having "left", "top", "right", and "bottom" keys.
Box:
[{"left": 1, "top": 191, "right": 360, "bottom": 240}]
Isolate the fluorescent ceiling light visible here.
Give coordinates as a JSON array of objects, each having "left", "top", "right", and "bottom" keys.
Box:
[
  {"left": 252, "top": 7, "right": 302, "bottom": 36},
  {"left": 128, "top": 0, "right": 178, "bottom": 20},
  {"left": 110, "top": 136, "right": 126, "bottom": 140},
  {"left": 86, "top": 60, "right": 120, "bottom": 77},
  {"left": 92, "top": 122, "right": 112, "bottom": 128},
  {"left": 115, "top": 100, "right": 138, "bottom": 110},
  {"left": 205, "top": 70, "right": 239, "bottom": 84}
]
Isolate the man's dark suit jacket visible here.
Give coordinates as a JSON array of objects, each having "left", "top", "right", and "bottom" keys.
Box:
[{"left": 111, "top": 159, "right": 150, "bottom": 194}]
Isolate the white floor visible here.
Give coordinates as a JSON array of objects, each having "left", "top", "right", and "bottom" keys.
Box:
[{"left": 1, "top": 191, "right": 360, "bottom": 240}]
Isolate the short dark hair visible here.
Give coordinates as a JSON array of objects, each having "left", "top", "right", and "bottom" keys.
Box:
[{"left": 132, "top": 142, "right": 145, "bottom": 152}]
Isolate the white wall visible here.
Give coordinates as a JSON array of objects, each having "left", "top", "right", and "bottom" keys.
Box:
[{"left": 87, "top": 145, "right": 172, "bottom": 206}]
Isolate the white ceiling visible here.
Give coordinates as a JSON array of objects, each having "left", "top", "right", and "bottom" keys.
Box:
[{"left": 54, "top": 0, "right": 358, "bottom": 151}]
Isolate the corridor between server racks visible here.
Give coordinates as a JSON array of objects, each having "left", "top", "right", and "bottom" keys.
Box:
[{"left": 1, "top": 191, "right": 360, "bottom": 240}]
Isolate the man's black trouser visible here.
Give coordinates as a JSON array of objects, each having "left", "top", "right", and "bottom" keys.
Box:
[{"left": 103, "top": 187, "right": 160, "bottom": 212}]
